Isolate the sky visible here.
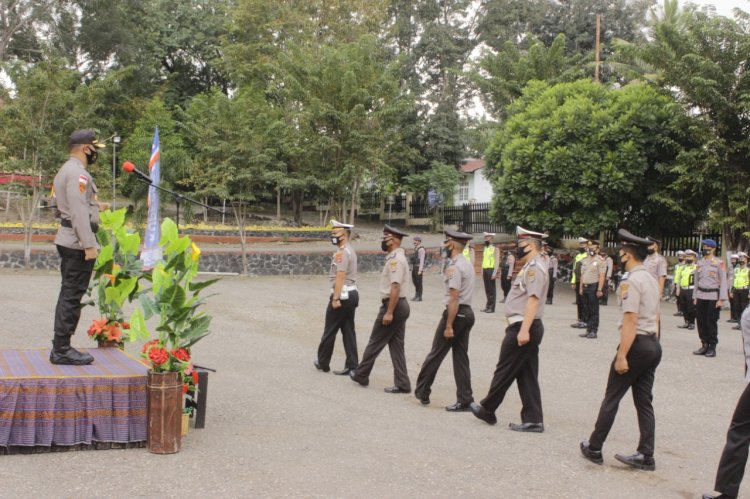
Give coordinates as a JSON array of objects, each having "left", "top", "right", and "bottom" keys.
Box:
[{"left": 686, "top": 0, "right": 749, "bottom": 16}]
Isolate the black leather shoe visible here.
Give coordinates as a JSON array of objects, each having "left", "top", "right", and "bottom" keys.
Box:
[
  {"left": 688, "top": 324, "right": 695, "bottom": 330},
  {"left": 571, "top": 322, "right": 583, "bottom": 328},
  {"left": 412, "top": 297, "right": 422, "bottom": 302},
  {"left": 480, "top": 308, "right": 488, "bottom": 313},
  {"left": 579, "top": 331, "right": 590, "bottom": 337},
  {"left": 509, "top": 422, "right": 544, "bottom": 433},
  {"left": 694, "top": 344, "right": 708, "bottom": 355},
  {"left": 470, "top": 402, "right": 497, "bottom": 425},
  {"left": 313, "top": 360, "right": 330, "bottom": 372},
  {"left": 614, "top": 451, "right": 655, "bottom": 471},
  {"left": 705, "top": 346, "right": 717, "bottom": 358},
  {"left": 333, "top": 368, "right": 352, "bottom": 375},
  {"left": 545, "top": 299, "right": 552, "bottom": 305},
  {"left": 349, "top": 370, "right": 368, "bottom": 386},
  {"left": 586, "top": 332, "right": 598, "bottom": 339},
  {"left": 673, "top": 312, "right": 683, "bottom": 316},
  {"left": 677, "top": 323, "right": 690, "bottom": 329},
  {"left": 702, "top": 493, "right": 735, "bottom": 498},
  {"left": 579, "top": 440, "right": 603, "bottom": 465},
  {"left": 384, "top": 386, "right": 411, "bottom": 394},
  {"left": 415, "top": 390, "right": 430, "bottom": 405},
  {"left": 485, "top": 309, "right": 495, "bottom": 313},
  {"left": 445, "top": 402, "right": 471, "bottom": 412}
]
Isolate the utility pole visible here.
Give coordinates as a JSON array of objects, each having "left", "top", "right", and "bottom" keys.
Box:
[{"left": 594, "top": 14, "right": 601, "bottom": 82}]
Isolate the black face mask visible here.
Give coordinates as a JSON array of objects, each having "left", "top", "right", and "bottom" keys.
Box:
[
  {"left": 85, "top": 149, "right": 98, "bottom": 165},
  {"left": 677, "top": 258, "right": 684, "bottom": 263},
  {"left": 701, "top": 249, "right": 711, "bottom": 256},
  {"left": 330, "top": 236, "right": 340, "bottom": 246},
  {"left": 381, "top": 240, "right": 390, "bottom": 252},
  {"left": 484, "top": 241, "right": 490, "bottom": 247},
  {"left": 578, "top": 247, "right": 586, "bottom": 254},
  {"left": 647, "top": 248, "right": 655, "bottom": 255},
  {"left": 618, "top": 251, "right": 628, "bottom": 268},
  {"left": 515, "top": 245, "right": 527, "bottom": 260},
  {"left": 685, "top": 259, "right": 694, "bottom": 264}
]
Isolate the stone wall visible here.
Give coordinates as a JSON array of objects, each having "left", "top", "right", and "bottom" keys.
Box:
[{"left": 0, "top": 248, "right": 441, "bottom": 275}]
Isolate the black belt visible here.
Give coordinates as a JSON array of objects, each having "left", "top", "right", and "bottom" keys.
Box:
[
  {"left": 446, "top": 304, "right": 472, "bottom": 309},
  {"left": 698, "top": 287, "right": 719, "bottom": 293},
  {"left": 60, "top": 218, "right": 99, "bottom": 233},
  {"left": 583, "top": 282, "right": 598, "bottom": 286},
  {"left": 382, "top": 297, "right": 407, "bottom": 303},
  {"left": 635, "top": 333, "right": 658, "bottom": 340}
]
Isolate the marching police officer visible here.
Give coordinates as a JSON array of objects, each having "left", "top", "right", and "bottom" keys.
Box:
[
  {"left": 470, "top": 227, "right": 549, "bottom": 433},
  {"left": 570, "top": 237, "right": 589, "bottom": 329},
  {"left": 693, "top": 239, "right": 728, "bottom": 358},
  {"left": 50, "top": 129, "right": 107, "bottom": 365},
  {"left": 350, "top": 225, "right": 412, "bottom": 393},
  {"left": 411, "top": 236, "right": 426, "bottom": 302},
  {"left": 481, "top": 232, "right": 500, "bottom": 313},
  {"left": 415, "top": 229, "right": 476, "bottom": 411},
  {"left": 580, "top": 229, "right": 662, "bottom": 471},
  {"left": 702, "top": 305, "right": 750, "bottom": 499},
  {"left": 677, "top": 250, "right": 698, "bottom": 330},
  {"left": 579, "top": 240, "right": 606, "bottom": 339},
  {"left": 730, "top": 252, "right": 749, "bottom": 330},
  {"left": 314, "top": 220, "right": 359, "bottom": 375}
]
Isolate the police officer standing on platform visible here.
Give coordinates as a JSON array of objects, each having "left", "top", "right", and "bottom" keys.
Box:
[
  {"left": 579, "top": 240, "right": 606, "bottom": 339},
  {"left": 481, "top": 232, "right": 500, "bottom": 313},
  {"left": 693, "top": 239, "right": 728, "bottom": 358},
  {"left": 50, "top": 129, "right": 107, "bottom": 365},
  {"left": 350, "top": 225, "right": 411, "bottom": 393},
  {"left": 314, "top": 220, "right": 359, "bottom": 376},
  {"left": 411, "top": 236, "right": 426, "bottom": 302},
  {"left": 415, "top": 229, "right": 476, "bottom": 411},
  {"left": 580, "top": 229, "right": 662, "bottom": 471},
  {"left": 470, "top": 227, "right": 549, "bottom": 433}
]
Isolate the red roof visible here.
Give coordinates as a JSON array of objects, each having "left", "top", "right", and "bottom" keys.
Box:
[{"left": 460, "top": 158, "right": 485, "bottom": 173}]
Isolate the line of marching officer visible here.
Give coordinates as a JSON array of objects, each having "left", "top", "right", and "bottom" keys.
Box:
[{"left": 313, "top": 223, "right": 680, "bottom": 475}]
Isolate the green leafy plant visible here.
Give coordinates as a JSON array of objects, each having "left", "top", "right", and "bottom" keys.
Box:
[
  {"left": 131, "top": 217, "right": 219, "bottom": 376},
  {"left": 87, "top": 208, "right": 149, "bottom": 345}
]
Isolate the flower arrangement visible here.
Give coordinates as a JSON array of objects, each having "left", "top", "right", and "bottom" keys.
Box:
[
  {"left": 131, "top": 217, "right": 218, "bottom": 387},
  {"left": 88, "top": 208, "right": 149, "bottom": 346}
]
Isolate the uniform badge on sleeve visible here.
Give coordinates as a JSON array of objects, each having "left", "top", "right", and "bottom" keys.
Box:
[
  {"left": 335, "top": 252, "right": 343, "bottom": 263},
  {"left": 390, "top": 260, "right": 398, "bottom": 272},
  {"left": 78, "top": 174, "right": 88, "bottom": 194},
  {"left": 446, "top": 267, "right": 456, "bottom": 278},
  {"left": 528, "top": 269, "right": 536, "bottom": 282},
  {"left": 620, "top": 283, "right": 629, "bottom": 300}
]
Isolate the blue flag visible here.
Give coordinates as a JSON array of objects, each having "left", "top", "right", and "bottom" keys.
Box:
[{"left": 140, "top": 127, "right": 162, "bottom": 268}]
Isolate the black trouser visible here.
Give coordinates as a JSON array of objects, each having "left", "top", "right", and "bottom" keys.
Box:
[
  {"left": 54, "top": 245, "right": 95, "bottom": 338},
  {"left": 546, "top": 273, "right": 555, "bottom": 303},
  {"left": 714, "top": 382, "right": 750, "bottom": 498},
  {"left": 679, "top": 288, "right": 696, "bottom": 325},
  {"left": 589, "top": 334, "right": 662, "bottom": 455},
  {"left": 411, "top": 267, "right": 423, "bottom": 299},
  {"left": 482, "top": 269, "right": 496, "bottom": 311},
  {"left": 415, "top": 306, "right": 475, "bottom": 404},
  {"left": 480, "top": 320, "right": 544, "bottom": 423},
  {"left": 582, "top": 283, "right": 599, "bottom": 333},
  {"left": 316, "top": 290, "right": 359, "bottom": 371},
  {"left": 576, "top": 286, "right": 586, "bottom": 323},
  {"left": 500, "top": 269, "right": 511, "bottom": 300},
  {"left": 696, "top": 298, "right": 721, "bottom": 346},
  {"left": 732, "top": 289, "right": 749, "bottom": 321},
  {"left": 600, "top": 279, "right": 610, "bottom": 305},
  {"left": 353, "top": 298, "right": 411, "bottom": 390}
]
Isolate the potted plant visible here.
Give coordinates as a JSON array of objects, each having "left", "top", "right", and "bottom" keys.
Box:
[
  {"left": 130, "top": 217, "right": 218, "bottom": 454},
  {"left": 87, "top": 208, "right": 149, "bottom": 348}
]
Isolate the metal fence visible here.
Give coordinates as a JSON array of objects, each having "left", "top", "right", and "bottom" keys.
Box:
[
  {"left": 443, "top": 202, "right": 506, "bottom": 234},
  {"left": 602, "top": 230, "right": 722, "bottom": 255}
]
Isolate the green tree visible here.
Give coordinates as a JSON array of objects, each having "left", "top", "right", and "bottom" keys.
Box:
[
  {"left": 485, "top": 79, "right": 703, "bottom": 236},
  {"left": 614, "top": 0, "right": 750, "bottom": 249}
]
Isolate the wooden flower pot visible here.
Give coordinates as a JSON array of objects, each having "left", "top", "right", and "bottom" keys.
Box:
[{"left": 147, "top": 371, "right": 182, "bottom": 454}]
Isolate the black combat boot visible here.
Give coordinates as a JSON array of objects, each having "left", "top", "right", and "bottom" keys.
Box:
[
  {"left": 50, "top": 336, "right": 94, "bottom": 365},
  {"left": 693, "top": 343, "right": 708, "bottom": 356},
  {"left": 704, "top": 345, "right": 717, "bottom": 358}
]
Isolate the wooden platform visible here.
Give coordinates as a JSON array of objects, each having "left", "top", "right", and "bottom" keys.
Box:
[{"left": 0, "top": 348, "right": 148, "bottom": 451}]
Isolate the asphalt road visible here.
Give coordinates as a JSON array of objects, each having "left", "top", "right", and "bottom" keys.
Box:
[{"left": 0, "top": 269, "right": 747, "bottom": 498}]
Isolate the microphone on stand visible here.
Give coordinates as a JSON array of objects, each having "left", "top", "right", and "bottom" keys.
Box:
[{"left": 122, "top": 161, "right": 152, "bottom": 184}]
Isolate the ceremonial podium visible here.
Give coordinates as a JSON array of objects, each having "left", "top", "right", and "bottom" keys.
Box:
[{"left": 0, "top": 348, "right": 148, "bottom": 453}]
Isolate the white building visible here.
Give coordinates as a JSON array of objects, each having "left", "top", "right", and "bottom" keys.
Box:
[{"left": 453, "top": 158, "right": 493, "bottom": 205}]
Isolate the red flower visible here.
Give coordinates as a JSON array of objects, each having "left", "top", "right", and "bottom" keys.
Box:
[
  {"left": 87, "top": 318, "right": 108, "bottom": 338},
  {"left": 192, "top": 371, "right": 199, "bottom": 384},
  {"left": 182, "top": 384, "right": 189, "bottom": 394},
  {"left": 141, "top": 339, "right": 159, "bottom": 354},
  {"left": 171, "top": 347, "right": 191, "bottom": 362},
  {"left": 105, "top": 324, "right": 122, "bottom": 342},
  {"left": 148, "top": 347, "right": 169, "bottom": 366},
  {"left": 121, "top": 322, "right": 130, "bottom": 329}
]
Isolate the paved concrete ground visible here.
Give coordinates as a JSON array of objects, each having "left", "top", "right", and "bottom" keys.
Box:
[{"left": 0, "top": 269, "right": 747, "bottom": 498}]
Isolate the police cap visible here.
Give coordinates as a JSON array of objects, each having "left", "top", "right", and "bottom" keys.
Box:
[
  {"left": 617, "top": 229, "right": 651, "bottom": 247},
  {"left": 516, "top": 226, "right": 547, "bottom": 240},
  {"left": 445, "top": 229, "right": 472, "bottom": 244},
  {"left": 69, "top": 129, "right": 105, "bottom": 148},
  {"left": 383, "top": 224, "right": 409, "bottom": 239}
]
